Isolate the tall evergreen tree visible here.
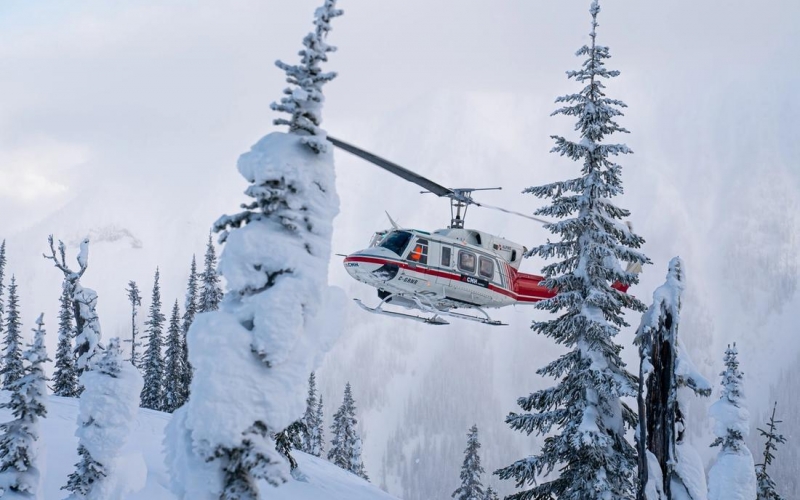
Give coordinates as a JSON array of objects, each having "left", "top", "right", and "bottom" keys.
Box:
[
  {"left": 634, "top": 258, "right": 711, "bottom": 500},
  {"left": 708, "top": 344, "right": 757, "bottom": 500},
  {"left": 164, "top": 300, "right": 187, "bottom": 413},
  {"left": 1, "top": 276, "right": 23, "bottom": 390},
  {"left": 163, "top": 1, "right": 344, "bottom": 496},
  {"left": 301, "top": 372, "right": 322, "bottom": 455},
  {"left": 315, "top": 395, "right": 325, "bottom": 457},
  {"left": 180, "top": 255, "right": 199, "bottom": 402},
  {"left": 0, "top": 239, "right": 6, "bottom": 361},
  {"left": 198, "top": 235, "right": 223, "bottom": 313},
  {"left": 452, "top": 425, "right": 485, "bottom": 500},
  {"left": 328, "top": 382, "right": 368, "bottom": 480},
  {"left": 495, "top": 3, "right": 648, "bottom": 499},
  {"left": 53, "top": 282, "right": 79, "bottom": 397},
  {"left": 0, "top": 314, "right": 49, "bottom": 498},
  {"left": 755, "top": 402, "right": 786, "bottom": 500},
  {"left": 140, "top": 268, "right": 166, "bottom": 411},
  {"left": 124, "top": 280, "right": 143, "bottom": 368}
]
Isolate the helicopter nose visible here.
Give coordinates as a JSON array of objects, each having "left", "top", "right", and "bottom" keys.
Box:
[{"left": 343, "top": 248, "right": 400, "bottom": 283}]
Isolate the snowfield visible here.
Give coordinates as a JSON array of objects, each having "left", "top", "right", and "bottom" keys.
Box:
[{"left": 0, "top": 394, "right": 398, "bottom": 500}]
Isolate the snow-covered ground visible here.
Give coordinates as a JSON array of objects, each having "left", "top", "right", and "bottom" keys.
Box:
[{"left": 0, "top": 394, "right": 398, "bottom": 500}]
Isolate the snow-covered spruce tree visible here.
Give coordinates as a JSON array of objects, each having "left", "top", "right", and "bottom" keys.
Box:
[
  {"left": 140, "top": 268, "right": 165, "bottom": 411},
  {"left": 53, "top": 282, "right": 79, "bottom": 397},
  {"left": 0, "top": 314, "right": 49, "bottom": 498},
  {"left": 328, "top": 383, "right": 368, "bottom": 480},
  {"left": 495, "top": 2, "right": 648, "bottom": 500},
  {"left": 634, "top": 257, "right": 711, "bottom": 500},
  {"left": 755, "top": 402, "right": 785, "bottom": 500},
  {"left": 123, "top": 280, "right": 142, "bottom": 368},
  {"left": 180, "top": 255, "right": 199, "bottom": 402},
  {"left": 707, "top": 344, "right": 756, "bottom": 500},
  {"left": 164, "top": 1, "right": 345, "bottom": 498},
  {"left": 0, "top": 240, "right": 6, "bottom": 353},
  {"left": 198, "top": 236, "right": 222, "bottom": 313},
  {"left": 164, "top": 300, "right": 187, "bottom": 413},
  {"left": 315, "top": 395, "right": 325, "bottom": 457},
  {"left": 270, "top": 0, "right": 342, "bottom": 153},
  {"left": 301, "top": 372, "right": 321, "bottom": 455},
  {"left": 484, "top": 486, "right": 500, "bottom": 500},
  {"left": 43, "top": 236, "right": 101, "bottom": 374},
  {"left": 452, "top": 425, "right": 485, "bottom": 500},
  {"left": 1, "top": 276, "right": 23, "bottom": 390},
  {"left": 62, "top": 338, "right": 144, "bottom": 500}
]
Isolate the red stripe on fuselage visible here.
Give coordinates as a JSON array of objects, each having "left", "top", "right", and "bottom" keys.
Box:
[{"left": 343, "top": 255, "right": 553, "bottom": 303}]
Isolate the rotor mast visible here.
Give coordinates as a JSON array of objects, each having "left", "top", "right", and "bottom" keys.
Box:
[{"left": 432, "top": 187, "right": 501, "bottom": 229}]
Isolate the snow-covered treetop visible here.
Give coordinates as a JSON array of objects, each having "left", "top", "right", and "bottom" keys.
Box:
[
  {"left": 27, "top": 313, "right": 48, "bottom": 366},
  {"left": 718, "top": 344, "right": 744, "bottom": 407},
  {"left": 271, "top": 0, "right": 343, "bottom": 153},
  {"left": 709, "top": 343, "right": 750, "bottom": 452},
  {"left": 95, "top": 337, "right": 123, "bottom": 378}
]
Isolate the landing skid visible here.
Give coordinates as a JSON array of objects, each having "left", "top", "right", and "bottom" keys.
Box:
[{"left": 353, "top": 293, "right": 506, "bottom": 326}]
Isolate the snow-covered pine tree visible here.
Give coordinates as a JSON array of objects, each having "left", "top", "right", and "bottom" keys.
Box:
[
  {"left": 634, "top": 257, "right": 711, "bottom": 500},
  {"left": 328, "top": 383, "right": 368, "bottom": 480},
  {"left": 62, "top": 338, "right": 143, "bottom": 500},
  {"left": 123, "top": 280, "right": 142, "bottom": 368},
  {"left": 53, "top": 282, "right": 79, "bottom": 397},
  {"left": 0, "top": 239, "right": 6, "bottom": 357},
  {"left": 1, "top": 276, "right": 23, "bottom": 391},
  {"left": 164, "top": 1, "right": 345, "bottom": 498},
  {"left": 140, "top": 268, "right": 165, "bottom": 411},
  {"left": 315, "top": 395, "right": 325, "bottom": 457},
  {"left": 484, "top": 486, "right": 500, "bottom": 500},
  {"left": 301, "top": 372, "right": 321, "bottom": 455},
  {"left": 0, "top": 314, "right": 49, "bottom": 498},
  {"left": 198, "top": 236, "right": 222, "bottom": 313},
  {"left": 43, "top": 236, "right": 101, "bottom": 374},
  {"left": 452, "top": 425, "right": 485, "bottom": 500},
  {"left": 495, "top": 3, "right": 648, "bottom": 500},
  {"left": 164, "top": 300, "right": 187, "bottom": 413},
  {"left": 271, "top": 0, "right": 342, "bottom": 154},
  {"left": 707, "top": 344, "right": 757, "bottom": 500},
  {"left": 755, "top": 402, "right": 786, "bottom": 500},
  {"left": 180, "top": 256, "right": 199, "bottom": 402}
]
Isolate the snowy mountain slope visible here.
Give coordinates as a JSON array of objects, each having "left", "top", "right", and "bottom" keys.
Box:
[{"left": 0, "top": 394, "right": 398, "bottom": 500}]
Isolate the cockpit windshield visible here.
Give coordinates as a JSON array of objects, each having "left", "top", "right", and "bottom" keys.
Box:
[{"left": 378, "top": 231, "right": 413, "bottom": 256}]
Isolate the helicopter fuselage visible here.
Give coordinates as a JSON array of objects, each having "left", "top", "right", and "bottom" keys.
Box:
[{"left": 343, "top": 228, "right": 559, "bottom": 314}]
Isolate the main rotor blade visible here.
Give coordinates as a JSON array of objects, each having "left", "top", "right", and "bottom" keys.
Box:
[
  {"left": 475, "top": 202, "right": 551, "bottom": 226},
  {"left": 328, "top": 136, "right": 454, "bottom": 198}
]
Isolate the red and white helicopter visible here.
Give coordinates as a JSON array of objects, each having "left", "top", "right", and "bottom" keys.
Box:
[{"left": 330, "top": 137, "right": 631, "bottom": 326}]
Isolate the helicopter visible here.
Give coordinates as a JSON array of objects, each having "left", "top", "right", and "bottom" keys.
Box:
[{"left": 330, "top": 136, "right": 631, "bottom": 326}]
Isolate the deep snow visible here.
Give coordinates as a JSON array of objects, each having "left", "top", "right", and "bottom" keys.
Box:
[{"left": 0, "top": 394, "right": 398, "bottom": 500}]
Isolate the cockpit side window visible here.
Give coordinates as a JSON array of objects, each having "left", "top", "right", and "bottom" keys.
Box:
[
  {"left": 407, "top": 238, "right": 429, "bottom": 265},
  {"left": 379, "top": 231, "right": 413, "bottom": 256}
]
